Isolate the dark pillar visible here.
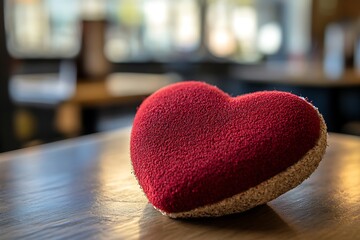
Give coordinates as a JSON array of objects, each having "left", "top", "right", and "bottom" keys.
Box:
[{"left": 0, "top": 4, "right": 17, "bottom": 152}]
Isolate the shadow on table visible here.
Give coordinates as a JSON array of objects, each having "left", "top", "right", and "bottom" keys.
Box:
[{"left": 138, "top": 203, "right": 297, "bottom": 239}]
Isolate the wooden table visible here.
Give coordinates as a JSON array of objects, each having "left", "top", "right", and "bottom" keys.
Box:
[
  {"left": 1, "top": 128, "right": 360, "bottom": 239},
  {"left": 231, "top": 62, "right": 360, "bottom": 87},
  {"left": 66, "top": 73, "right": 175, "bottom": 135}
]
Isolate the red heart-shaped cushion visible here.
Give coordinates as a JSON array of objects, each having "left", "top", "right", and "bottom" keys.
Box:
[{"left": 130, "top": 81, "right": 326, "bottom": 217}]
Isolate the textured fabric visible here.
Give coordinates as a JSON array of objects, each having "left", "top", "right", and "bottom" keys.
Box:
[{"left": 130, "top": 81, "right": 321, "bottom": 213}]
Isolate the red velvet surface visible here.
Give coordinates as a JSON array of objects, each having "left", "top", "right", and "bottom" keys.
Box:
[{"left": 130, "top": 81, "right": 321, "bottom": 213}]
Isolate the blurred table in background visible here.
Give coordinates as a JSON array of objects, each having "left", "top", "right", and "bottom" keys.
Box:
[
  {"left": 8, "top": 71, "right": 176, "bottom": 147},
  {"left": 228, "top": 62, "right": 360, "bottom": 134},
  {"left": 1, "top": 128, "right": 360, "bottom": 239},
  {"left": 70, "top": 72, "right": 177, "bottom": 106},
  {"left": 231, "top": 62, "right": 360, "bottom": 87},
  {"left": 4, "top": 0, "right": 360, "bottom": 151},
  {"left": 66, "top": 72, "right": 177, "bottom": 135}
]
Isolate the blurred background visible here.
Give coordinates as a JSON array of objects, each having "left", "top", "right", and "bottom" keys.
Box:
[{"left": 1, "top": 0, "right": 360, "bottom": 152}]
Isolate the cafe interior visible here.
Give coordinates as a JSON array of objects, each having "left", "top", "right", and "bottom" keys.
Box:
[
  {"left": 1, "top": 1, "right": 360, "bottom": 239},
  {"left": 1, "top": 0, "right": 360, "bottom": 153}
]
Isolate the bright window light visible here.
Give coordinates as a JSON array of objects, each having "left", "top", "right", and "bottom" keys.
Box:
[
  {"left": 232, "top": 6, "right": 257, "bottom": 41},
  {"left": 257, "top": 22, "right": 282, "bottom": 55}
]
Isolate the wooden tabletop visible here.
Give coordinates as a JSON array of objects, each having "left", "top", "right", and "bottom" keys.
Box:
[{"left": 1, "top": 128, "right": 360, "bottom": 239}]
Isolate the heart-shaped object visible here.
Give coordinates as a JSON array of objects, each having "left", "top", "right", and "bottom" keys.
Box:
[{"left": 130, "top": 81, "right": 327, "bottom": 218}]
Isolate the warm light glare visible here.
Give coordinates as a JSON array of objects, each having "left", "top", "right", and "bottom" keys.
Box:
[
  {"left": 174, "top": 0, "right": 200, "bottom": 52},
  {"left": 81, "top": 0, "right": 106, "bottom": 20},
  {"left": 143, "top": 0, "right": 172, "bottom": 57},
  {"left": 232, "top": 6, "right": 257, "bottom": 41},
  {"left": 257, "top": 22, "right": 282, "bottom": 55},
  {"left": 209, "top": 28, "right": 237, "bottom": 57},
  {"left": 206, "top": 0, "right": 238, "bottom": 57},
  {"left": 144, "top": 0, "right": 168, "bottom": 25},
  {"left": 104, "top": 37, "right": 130, "bottom": 62},
  {"left": 14, "top": 1, "right": 47, "bottom": 49},
  {"left": 231, "top": 5, "right": 259, "bottom": 61}
]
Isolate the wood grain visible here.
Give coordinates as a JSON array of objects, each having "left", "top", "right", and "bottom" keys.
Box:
[{"left": 0, "top": 129, "right": 360, "bottom": 239}]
